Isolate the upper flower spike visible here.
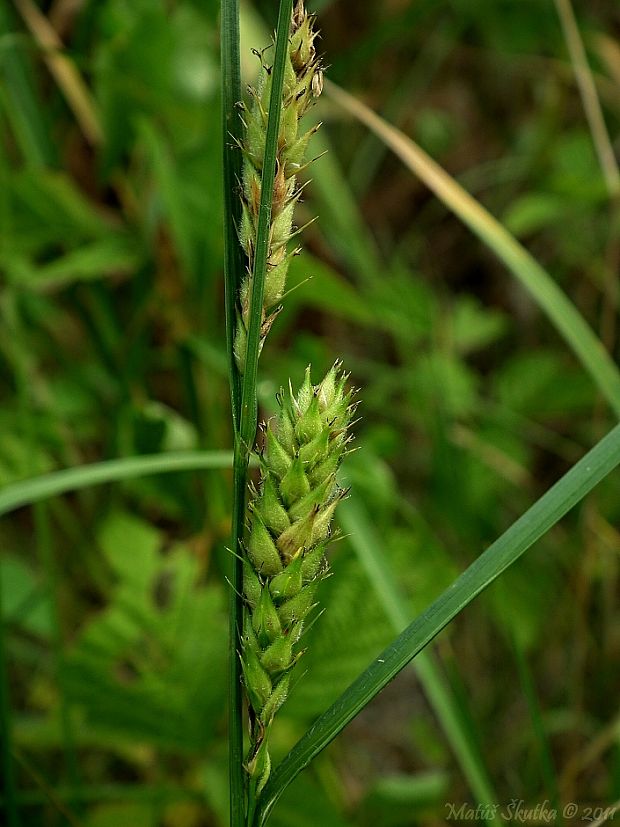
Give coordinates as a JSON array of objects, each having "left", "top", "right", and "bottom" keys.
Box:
[{"left": 234, "top": 1, "right": 324, "bottom": 373}]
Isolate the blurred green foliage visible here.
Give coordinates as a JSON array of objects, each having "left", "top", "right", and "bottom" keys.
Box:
[{"left": 1, "top": 1, "right": 620, "bottom": 825}]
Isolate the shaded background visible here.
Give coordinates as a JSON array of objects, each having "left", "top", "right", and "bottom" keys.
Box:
[{"left": 1, "top": 0, "right": 620, "bottom": 824}]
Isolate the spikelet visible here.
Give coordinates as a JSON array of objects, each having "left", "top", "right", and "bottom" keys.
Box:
[
  {"left": 234, "top": 0, "right": 324, "bottom": 373},
  {"left": 241, "top": 363, "right": 356, "bottom": 794}
]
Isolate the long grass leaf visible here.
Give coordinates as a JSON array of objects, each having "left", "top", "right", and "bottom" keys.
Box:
[
  {"left": 554, "top": 0, "right": 620, "bottom": 197},
  {"left": 325, "top": 80, "right": 620, "bottom": 418},
  {"left": 0, "top": 451, "right": 235, "bottom": 517},
  {"left": 257, "top": 423, "right": 620, "bottom": 824},
  {"left": 12, "top": 0, "right": 103, "bottom": 147}
]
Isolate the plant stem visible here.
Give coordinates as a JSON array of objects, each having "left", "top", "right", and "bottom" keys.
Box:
[
  {"left": 221, "top": 0, "right": 243, "bottom": 432},
  {"left": 229, "top": 443, "right": 248, "bottom": 827},
  {"left": 221, "top": 0, "right": 245, "bottom": 820}
]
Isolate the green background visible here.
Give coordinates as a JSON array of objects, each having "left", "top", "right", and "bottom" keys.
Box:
[{"left": 1, "top": 0, "right": 620, "bottom": 824}]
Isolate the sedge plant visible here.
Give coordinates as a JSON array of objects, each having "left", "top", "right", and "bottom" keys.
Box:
[
  {"left": 0, "top": 1, "right": 619, "bottom": 824},
  {"left": 219, "top": 2, "right": 620, "bottom": 826},
  {"left": 223, "top": 1, "right": 357, "bottom": 822}
]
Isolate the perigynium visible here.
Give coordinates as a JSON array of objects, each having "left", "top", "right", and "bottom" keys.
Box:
[
  {"left": 241, "top": 364, "right": 356, "bottom": 798},
  {"left": 233, "top": 0, "right": 323, "bottom": 373}
]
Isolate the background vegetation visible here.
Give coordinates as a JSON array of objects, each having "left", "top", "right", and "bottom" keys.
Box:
[{"left": 1, "top": 0, "right": 620, "bottom": 824}]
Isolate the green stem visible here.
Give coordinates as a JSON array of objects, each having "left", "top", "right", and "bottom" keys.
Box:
[
  {"left": 220, "top": 0, "right": 245, "bottom": 819},
  {"left": 247, "top": 785, "right": 258, "bottom": 827},
  {"left": 229, "top": 442, "right": 249, "bottom": 827},
  {"left": 224, "top": 2, "right": 313, "bottom": 821},
  {"left": 221, "top": 0, "right": 243, "bottom": 433}
]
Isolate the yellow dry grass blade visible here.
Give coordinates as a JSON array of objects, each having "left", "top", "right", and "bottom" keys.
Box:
[
  {"left": 13, "top": 0, "right": 103, "bottom": 146},
  {"left": 325, "top": 79, "right": 620, "bottom": 419}
]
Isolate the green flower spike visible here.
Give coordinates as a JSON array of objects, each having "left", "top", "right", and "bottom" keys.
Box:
[
  {"left": 234, "top": 0, "right": 324, "bottom": 373},
  {"left": 241, "top": 364, "right": 357, "bottom": 796}
]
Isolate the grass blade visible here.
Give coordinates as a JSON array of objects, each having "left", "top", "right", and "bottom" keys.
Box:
[
  {"left": 339, "top": 497, "right": 500, "bottom": 821},
  {"left": 13, "top": 0, "right": 103, "bottom": 147},
  {"left": 325, "top": 80, "right": 620, "bottom": 418},
  {"left": 554, "top": 0, "right": 620, "bottom": 197},
  {"left": 257, "top": 423, "right": 620, "bottom": 824},
  {"left": 0, "top": 451, "right": 234, "bottom": 517}
]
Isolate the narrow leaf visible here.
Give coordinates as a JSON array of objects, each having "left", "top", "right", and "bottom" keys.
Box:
[
  {"left": 0, "top": 451, "right": 234, "bottom": 517},
  {"left": 257, "top": 423, "right": 620, "bottom": 824}
]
